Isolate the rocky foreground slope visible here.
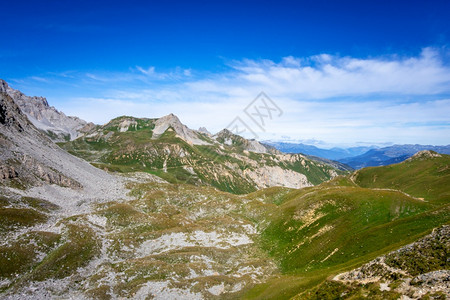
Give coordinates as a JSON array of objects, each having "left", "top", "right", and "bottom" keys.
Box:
[{"left": 297, "top": 226, "right": 449, "bottom": 299}]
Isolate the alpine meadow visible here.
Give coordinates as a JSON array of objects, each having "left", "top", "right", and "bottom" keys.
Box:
[{"left": 1, "top": 1, "right": 449, "bottom": 299}]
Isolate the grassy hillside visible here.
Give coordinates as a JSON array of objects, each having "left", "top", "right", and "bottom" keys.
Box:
[
  {"left": 297, "top": 225, "right": 450, "bottom": 300},
  {"left": 60, "top": 116, "right": 344, "bottom": 194},
  {"left": 262, "top": 187, "right": 439, "bottom": 273},
  {"left": 243, "top": 152, "right": 450, "bottom": 299},
  {"left": 353, "top": 151, "right": 450, "bottom": 204}
]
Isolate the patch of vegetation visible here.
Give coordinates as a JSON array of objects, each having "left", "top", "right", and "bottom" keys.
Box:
[
  {"left": 21, "top": 196, "right": 60, "bottom": 212},
  {"left": 284, "top": 157, "right": 344, "bottom": 185},
  {"left": 0, "top": 207, "right": 47, "bottom": 231},
  {"left": 101, "top": 203, "right": 148, "bottom": 227},
  {"left": 30, "top": 223, "right": 101, "bottom": 280},
  {"left": 0, "top": 231, "right": 60, "bottom": 280},
  {"left": 44, "top": 130, "right": 70, "bottom": 141}
]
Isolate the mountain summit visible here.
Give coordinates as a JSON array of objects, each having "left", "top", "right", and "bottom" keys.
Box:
[
  {"left": 214, "top": 128, "right": 278, "bottom": 154},
  {"left": 0, "top": 79, "right": 94, "bottom": 141},
  {"left": 152, "top": 113, "right": 210, "bottom": 145}
]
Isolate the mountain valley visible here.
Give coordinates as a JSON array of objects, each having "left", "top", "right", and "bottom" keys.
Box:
[{"left": 0, "top": 81, "right": 449, "bottom": 299}]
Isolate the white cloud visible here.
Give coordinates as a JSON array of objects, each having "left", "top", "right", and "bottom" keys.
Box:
[
  {"left": 136, "top": 66, "right": 156, "bottom": 75},
  {"left": 15, "top": 47, "right": 450, "bottom": 146}
]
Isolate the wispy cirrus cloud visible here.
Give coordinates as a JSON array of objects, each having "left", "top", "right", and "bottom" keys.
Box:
[{"left": 8, "top": 47, "right": 450, "bottom": 146}]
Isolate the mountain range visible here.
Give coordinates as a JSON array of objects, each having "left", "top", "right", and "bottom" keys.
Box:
[
  {"left": 0, "top": 79, "right": 94, "bottom": 142},
  {"left": 339, "top": 144, "right": 450, "bottom": 169},
  {"left": 59, "top": 114, "right": 343, "bottom": 194},
  {"left": 263, "top": 141, "right": 378, "bottom": 160},
  {"left": 265, "top": 141, "right": 450, "bottom": 169},
  {"left": 0, "top": 80, "right": 449, "bottom": 299}
]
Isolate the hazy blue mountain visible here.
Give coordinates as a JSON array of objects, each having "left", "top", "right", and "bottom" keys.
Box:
[
  {"left": 263, "top": 141, "right": 377, "bottom": 160},
  {"left": 339, "top": 144, "right": 450, "bottom": 169}
]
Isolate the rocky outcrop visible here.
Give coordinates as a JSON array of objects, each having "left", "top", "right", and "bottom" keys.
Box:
[
  {"left": 214, "top": 129, "right": 280, "bottom": 154},
  {"left": 1, "top": 79, "right": 93, "bottom": 141},
  {"left": 19, "top": 154, "right": 82, "bottom": 188},
  {"left": 0, "top": 164, "right": 18, "bottom": 181},
  {"left": 407, "top": 150, "right": 442, "bottom": 161},
  {"left": 117, "top": 118, "right": 138, "bottom": 132},
  {"left": 0, "top": 89, "right": 29, "bottom": 131},
  {"left": 0, "top": 90, "right": 127, "bottom": 205},
  {"left": 152, "top": 113, "right": 210, "bottom": 145},
  {"left": 244, "top": 165, "right": 312, "bottom": 189},
  {"left": 334, "top": 225, "right": 450, "bottom": 299}
]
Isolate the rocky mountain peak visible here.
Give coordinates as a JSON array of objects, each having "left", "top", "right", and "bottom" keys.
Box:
[
  {"left": 216, "top": 128, "right": 233, "bottom": 137},
  {"left": 198, "top": 126, "right": 211, "bottom": 135},
  {"left": 0, "top": 79, "right": 9, "bottom": 93},
  {"left": 0, "top": 79, "right": 91, "bottom": 142},
  {"left": 407, "top": 150, "right": 442, "bottom": 161},
  {"left": 2, "top": 79, "right": 49, "bottom": 108},
  {"left": 0, "top": 91, "right": 30, "bottom": 132},
  {"left": 157, "top": 113, "right": 182, "bottom": 125},
  {"left": 152, "top": 113, "right": 210, "bottom": 145},
  {"left": 213, "top": 128, "right": 277, "bottom": 154}
]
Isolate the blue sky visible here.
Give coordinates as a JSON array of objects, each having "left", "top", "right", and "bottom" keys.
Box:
[{"left": 1, "top": 0, "right": 450, "bottom": 146}]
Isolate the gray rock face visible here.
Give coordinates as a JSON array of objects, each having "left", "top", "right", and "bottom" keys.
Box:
[
  {"left": 213, "top": 129, "right": 280, "bottom": 154},
  {"left": 0, "top": 79, "right": 93, "bottom": 141},
  {"left": 334, "top": 225, "right": 450, "bottom": 298},
  {"left": 198, "top": 126, "right": 211, "bottom": 135},
  {"left": 0, "top": 90, "right": 128, "bottom": 212},
  {"left": 0, "top": 165, "right": 18, "bottom": 180},
  {"left": 152, "top": 113, "right": 210, "bottom": 145}
]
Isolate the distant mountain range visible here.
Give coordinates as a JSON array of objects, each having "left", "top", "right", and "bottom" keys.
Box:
[
  {"left": 338, "top": 144, "right": 450, "bottom": 169},
  {"left": 263, "top": 141, "right": 377, "bottom": 160},
  {"left": 265, "top": 141, "right": 450, "bottom": 169}
]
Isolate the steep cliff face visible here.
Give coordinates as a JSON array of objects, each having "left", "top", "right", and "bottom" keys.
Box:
[
  {"left": 0, "top": 91, "right": 78, "bottom": 188},
  {"left": 0, "top": 90, "right": 127, "bottom": 208},
  {"left": 0, "top": 85, "right": 29, "bottom": 131},
  {"left": 0, "top": 79, "right": 93, "bottom": 141}
]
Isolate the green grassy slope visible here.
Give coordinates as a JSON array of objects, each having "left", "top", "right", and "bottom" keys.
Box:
[
  {"left": 296, "top": 225, "right": 449, "bottom": 300},
  {"left": 244, "top": 152, "right": 450, "bottom": 299},
  {"left": 353, "top": 151, "right": 450, "bottom": 204},
  {"left": 60, "top": 116, "right": 344, "bottom": 194}
]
